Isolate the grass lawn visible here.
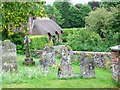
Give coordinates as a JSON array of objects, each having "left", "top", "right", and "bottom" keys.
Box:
[{"left": 2, "top": 54, "right": 119, "bottom": 88}]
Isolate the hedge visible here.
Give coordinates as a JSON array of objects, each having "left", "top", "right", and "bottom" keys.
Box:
[
  {"left": 29, "top": 35, "right": 53, "bottom": 52},
  {"left": 11, "top": 34, "right": 52, "bottom": 54},
  {"left": 62, "top": 28, "right": 85, "bottom": 43}
]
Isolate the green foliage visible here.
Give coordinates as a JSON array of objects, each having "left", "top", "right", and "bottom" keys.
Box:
[
  {"left": 85, "top": 7, "right": 120, "bottom": 48},
  {"left": 63, "top": 28, "right": 116, "bottom": 52},
  {"left": 100, "top": 1, "right": 120, "bottom": 10},
  {"left": 108, "top": 7, "right": 120, "bottom": 45},
  {"left": 67, "top": 5, "right": 91, "bottom": 28},
  {"left": 85, "top": 8, "right": 112, "bottom": 38},
  {"left": 53, "top": 0, "right": 72, "bottom": 28},
  {"left": 52, "top": 0, "right": 92, "bottom": 28},
  {"left": 64, "top": 28, "right": 104, "bottom": 51},
  {"left": 44, "top": 5, "right": 63, "bottom": 26},
  {"left": 2, "top": 2, "right": 46, "bottom": 39},
  {"left": 29, "top": 35, "right": 52, "bottom": 51},
  {"left": 62, "top": 28, "right": 78, "bottom": 42},
  {"left": 6, "top": 32, "right": 25, "bottom": 54}
]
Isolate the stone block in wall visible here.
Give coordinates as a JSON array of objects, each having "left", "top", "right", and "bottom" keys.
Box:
[
  {"left": 72, "top": 51, "right": 81, "bottom": 62},
  {"left": 104, "top": 54, "right": 112, "bottom": 69},
  {"left": 94, "top": 54, "right": 105, "bottom": 67},
  {"left": 1, "top": 40, "right": 18, "bottom": 72},
  {"left": 80, "top": 53, "right": 95, "bottom": 78}
]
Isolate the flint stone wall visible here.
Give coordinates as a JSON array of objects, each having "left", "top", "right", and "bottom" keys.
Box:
[
  {"left": 35, "top": 45, "right": 112, "bottom": 68},
  {"left": 1, "top": 40, "right": 18, "bottom": 72},
  {"left": 73, "top": 51, "right": 112, "bottom": 68}
]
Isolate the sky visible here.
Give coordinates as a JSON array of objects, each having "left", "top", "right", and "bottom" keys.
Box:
[{"left": 42, "top": 0, "right": 101, "bottom": 5}]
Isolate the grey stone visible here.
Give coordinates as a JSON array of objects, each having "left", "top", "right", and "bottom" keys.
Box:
[
  {"left": 23, "top": 35, "right": 35, "bottom": 65},
  {"left": 1, "top": 40, "right": 18, "bottom": 72},
  {"left": 58, "top": 45, "right": 74, "bottom": 78},
  {"left": 43, "top": 46, "right": 56, "bottom": 66},
  {"left": 80, "top": 53, "right": 95, "bottom": 78},
  {"left": 39, "top": 59, "right": 48, "bottom": 74}
]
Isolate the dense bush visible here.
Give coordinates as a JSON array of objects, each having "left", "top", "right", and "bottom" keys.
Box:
[
  {"left": 85, "top": 7, "right": 120, "bottom": 49},
  {"left": 63, "top": 28, "right": 111, "bottom": 52},
  {"left": 85, "top": 8, "right": 112, "bottom": 39},
  {"left": 6, "top": 32, "right": 26, "bottom": 54},
  {"left": 68, "top": 28, "right": 102, "bottom": 51}
]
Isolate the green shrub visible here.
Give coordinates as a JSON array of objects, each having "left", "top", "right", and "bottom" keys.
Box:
[
  {"left": 4, "top": 34, "right": 52, "bottom": 54},
  {"left": 29, "top": 35, "right": 53, "bottom": 52},
  {"left": 67, "top": 28, "right": 103, "bottom": 51},
  {"left": 7, "top": 32, "right": 26, "bottom": 54},
  {"left": 62, "top": 28, "right": 113, "bottom": 52},
  {"left": 63, "top": 28, "right": 82, "bottom": 43}
]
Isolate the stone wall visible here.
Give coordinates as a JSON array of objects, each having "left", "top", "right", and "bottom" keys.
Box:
[
  {"left": 34, "top": 45, "right": 112, "bottom": 69},
  {"left": 34, "top": 45, "right": 114, "bottom": 79},
  {"left": 1, "top": 40, "right": 18, "bottom": 72},
  {"left": 73, "top": 51, "right": 112, "bottom": 69}
]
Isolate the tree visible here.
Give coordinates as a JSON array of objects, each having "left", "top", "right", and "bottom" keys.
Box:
[
  {"left": 67, "top": 6, "right": 81, "bottom": 28},
  {"left": 53, "top": 1, "right": 91, "bottom": 28},
  {"left": 67, "top": 4, "right": 91, "bottom": 28},
  {"left": 108, "top": 6, "right": 120, "bottom": 44},
  {"left": 79, "top": 4, "right": 92, "bottom": 27},
  {"left": 88, "top": 1, "right": 100, "bottom": 10},
  {"left": 44, "top": 4, "right": 63, "bottom": 26},
  {"left": 75, "top": 3, "right": 82, "bottom": 9},
  {"left": 85, "top": 8, "right": 112, "bottom": 38},
  {"left": 2, "top": 2, "right": 46, "bottom": 39},
  {"left": 100, "top": 0, "right": 120, "bottom": 10},
  {"left": 85, "top": 7, "right": 120, "bottom": 47},
  {"left": 53, "top": 0, "right": 71, "bottom": 28}
]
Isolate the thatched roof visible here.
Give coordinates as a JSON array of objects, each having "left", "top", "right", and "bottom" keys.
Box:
[{"left": 30, "top": 17, "right": 63, "bottom": 36}]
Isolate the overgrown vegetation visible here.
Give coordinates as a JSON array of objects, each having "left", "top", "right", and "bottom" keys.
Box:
[{"left": 62, "top": 28, "right": 115, "bottom": 52}]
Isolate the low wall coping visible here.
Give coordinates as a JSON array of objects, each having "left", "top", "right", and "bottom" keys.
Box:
[{"left": 73, "top": 51, "right": 111, "bottom": 55}]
